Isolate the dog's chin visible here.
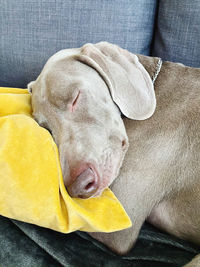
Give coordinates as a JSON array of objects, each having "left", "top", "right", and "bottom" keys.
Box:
[{"left": 89, "top": 177, "right": 116, "bottom": 199}]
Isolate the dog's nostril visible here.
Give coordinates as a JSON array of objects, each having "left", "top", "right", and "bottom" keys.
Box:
[{"left": 85, "top": 181, "right": 95, "bottom": 190}]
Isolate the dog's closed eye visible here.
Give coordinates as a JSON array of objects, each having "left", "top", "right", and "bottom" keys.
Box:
[{"left": 71, "top": 90, "right": 81, "bottom": 112}]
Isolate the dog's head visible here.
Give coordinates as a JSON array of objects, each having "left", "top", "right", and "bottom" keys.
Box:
[{"left": 28, "top": 42, "right": 156, "bottom": 198}]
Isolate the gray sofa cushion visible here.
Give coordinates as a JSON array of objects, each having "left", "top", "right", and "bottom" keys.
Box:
[
  {"left": 0, "top": 0, "right": 157, "bottom": 88},
  {"left": 152, "top": 0, "right": 200, "bottom": 67}
]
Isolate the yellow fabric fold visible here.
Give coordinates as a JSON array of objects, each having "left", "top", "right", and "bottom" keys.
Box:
[{"left": 0, "top": 87, "right": 131, "bottom": 233}]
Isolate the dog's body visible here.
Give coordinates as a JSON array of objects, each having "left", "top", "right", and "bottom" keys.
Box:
[
  {"left": 28, "top": 42, "right": 200, "bottom": 266},
  {"left": 91, "top": 57, "right": 200, "bottom": 263}
]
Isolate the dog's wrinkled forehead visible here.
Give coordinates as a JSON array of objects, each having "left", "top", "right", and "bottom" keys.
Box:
[
  {"left": 41, "top": 56, "right": 110, "bottom": 102},
  {"left": 29, "top": 42, "right": 158, "bottom": 121}
]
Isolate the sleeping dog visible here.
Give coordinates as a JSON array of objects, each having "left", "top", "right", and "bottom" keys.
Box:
[{"left": 28, "top": 42, "right": 200, "bottom": 267}]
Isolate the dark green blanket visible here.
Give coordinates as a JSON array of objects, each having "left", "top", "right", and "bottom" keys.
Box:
[{"left": 0, "top": 216, "right": 199, "bottom": 267}]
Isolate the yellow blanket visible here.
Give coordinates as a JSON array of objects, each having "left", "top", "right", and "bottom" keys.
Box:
[{"left": 0, "top": 87, "right": 131, "bottom": 233}]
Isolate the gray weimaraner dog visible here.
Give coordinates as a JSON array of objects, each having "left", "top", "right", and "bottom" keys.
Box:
[{"left": 28, "top": 42, "right": 200, "bottom": 267}]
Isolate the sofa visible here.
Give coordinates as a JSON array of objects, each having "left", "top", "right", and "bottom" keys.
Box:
[{"left": 0, "top": 1, "right": 200, "bottom": 266}]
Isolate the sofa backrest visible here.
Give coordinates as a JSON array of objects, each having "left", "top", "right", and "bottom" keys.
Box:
[
  {"left": 0, "top": 0, "right": 157, "bottom": 88},
  {"left": 152, "top": 0, "right": 200, "bottom": 68}
]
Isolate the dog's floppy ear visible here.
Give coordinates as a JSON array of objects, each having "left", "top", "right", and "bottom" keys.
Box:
[{"left": 77, "top": 42, "right": 156, "bottom": 120}]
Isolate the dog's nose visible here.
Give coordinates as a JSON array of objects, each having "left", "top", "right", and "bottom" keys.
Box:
[{"left": 67, "top": 167, "right": 99, "bottom": 198}]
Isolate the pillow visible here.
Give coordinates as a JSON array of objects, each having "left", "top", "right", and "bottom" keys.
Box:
[{"left": 0, "top": 87, "right": 131, "bottom": 233}]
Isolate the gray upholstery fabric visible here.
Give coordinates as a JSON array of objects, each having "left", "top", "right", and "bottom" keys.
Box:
[
  {"left": 0, "top": 0, "right": 157, "bottom": 88},
  {"left": 0, "top": 216, "right": 199, "bottom": 267},
  {"left": 152, "top": 0, "right": 200, "bottom": 67}
]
